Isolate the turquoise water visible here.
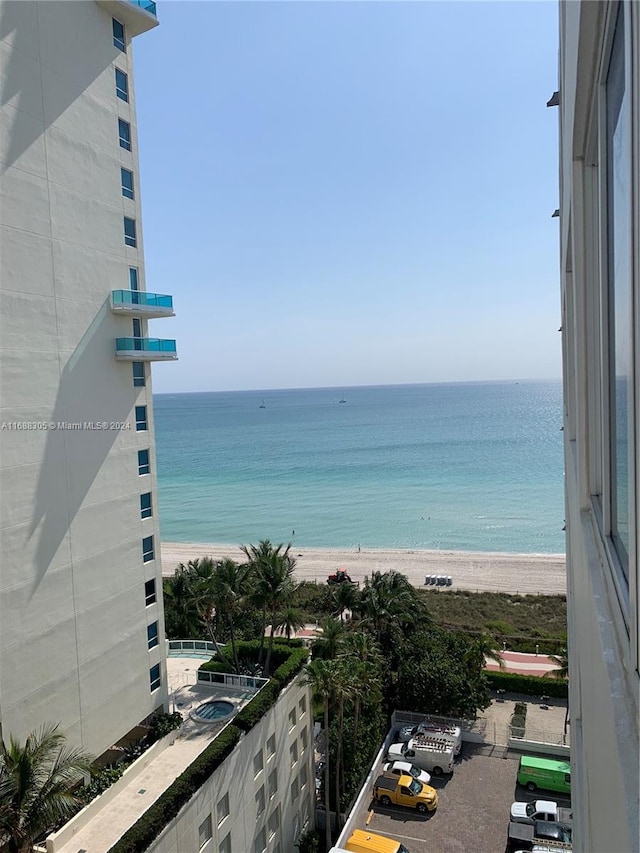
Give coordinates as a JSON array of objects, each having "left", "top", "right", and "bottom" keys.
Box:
[{"left": 154, "top": 381, "right": 565, "bottom": 554}]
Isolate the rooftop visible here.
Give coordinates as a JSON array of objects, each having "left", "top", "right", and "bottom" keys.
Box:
[{"left": 50, "top": 658, "right": 259, "bottom": 853}]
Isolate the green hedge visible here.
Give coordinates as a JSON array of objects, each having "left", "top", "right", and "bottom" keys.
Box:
[
  {"left": 108, "top": 724, "right": 241, "bottom": 853},
  {"left": 487, "top": 670, "right": 568, "bottom": 698},
  {"left": 109, "top": 644, "right": 309, "bottom": 853},
  {"left": 199, "top": 639, "right": 303, "bottom": 675}
]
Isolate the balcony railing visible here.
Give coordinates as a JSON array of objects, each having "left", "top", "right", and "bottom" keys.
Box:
[
  {"left": 111, "top": 289, "right": 174, "bottom": 317},
  {"left": 115, "top": 337, "right": 177, "bottom": 360},
  {"left": 128, "top": 0, "right": 157, "bottom": 15}
]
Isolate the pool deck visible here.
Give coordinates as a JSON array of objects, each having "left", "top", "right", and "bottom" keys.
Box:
[{"left": 54, "top": 658, "right": 255, "bottom": 853}]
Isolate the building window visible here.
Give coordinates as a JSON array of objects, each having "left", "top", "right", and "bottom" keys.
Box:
[
  {"left": 255, "top": 785, "right": 265, "bottom": 817},
  {"left": 118, "top": 117, "right": 131, "bottom": 151},
  {"left": 140, "top": 492, "right": 152, "bottom": 519},
  {"left": 147, "top": 621, "right": 159, "bottom": 649},
  {"left": 267, "top": 807, "right": 279, "bottom": 841},
  {"left": 144, "top": 578, "right": 156, "bottom": 606},
  {"left": 124, "top": 216, "right": 137, "bottom": 247},
  {"left": 253, "top": 828, "right": 266, "bottom": 853},
  {"left": 132, "top": 318, "right": 142, "bottom": 340},
  {"left": 115, "top": 68, "right": 129, "bottom": 102},
  {"left": 112, "top": 18, "right": 125, "bottom": 51},
  {"left": 300, "top": 727, "right": 308, "bottom": 753},
  {"left": 605, "top": 4, "right": 632, "bottom": 578},
  {"left": 138, "top": 449, "right": 150, "bottom": 475},
  {"left": 198, "top": 815, "right": 212, "bottom": 850},
  {"left": 129, "top": 266, "right": 139, "bottom": 290},
  {"left": 253, "top": 749, "right": 263, "bottom": 777},
  {"left": 218, "top": 834, "right": 231, "bottom": 853},
  {"left": 135, "top": 405, "right": 147, "bottom": 431},
  {"left": 142, "top": 535, "right": 154, "bottom": 563},
  {"left": 288, "top": 708, "right": 296, "bottom": 731},
  {"left": 121, "top": 167, "right": 134, "bottom": 200},
  {"left": 216, "top": 793, "right": 230, "bottom": 826},
  {"left": 268, "top": 768, "right": 277, "bottom": 800},
  {"left": 266, "top": 734, "right": 276, "bottom": 760},
  {"left": 132, "top": 362, "right": 145, "bottom": 387},
  {"left": 298, "top": 696, "right": 307, "bottom": 716},
  {"left": 299, "top": 764, "right": 308, "bottom": 789},
  {"left": 149, "top": 663, "right": 160, "bottom": 691},
  {"left": 290, "top": 777, "right": 299, "bottom": 802},
  {"left": 289, "top": 740, "right": 298, "bottom": 768}
]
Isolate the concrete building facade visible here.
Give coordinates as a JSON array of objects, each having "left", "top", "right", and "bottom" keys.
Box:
[
  {"left": 0, "top": 0, "right": 174, "bottom": 757},
  {"left": 558, "top": 1, "right": 640, "bottom": 850}
]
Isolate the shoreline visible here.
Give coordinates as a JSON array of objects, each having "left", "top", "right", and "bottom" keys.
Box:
[{"left": 161, "top": 541, "right": 566, "bottom": 596}]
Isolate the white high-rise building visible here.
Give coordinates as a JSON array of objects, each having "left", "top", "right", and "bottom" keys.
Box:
[
  {"left": 558, "top": 1, "right": 639, "bottom": 850},
  {"left": 0, "top": 0, "right": 175, "bottom": 757}
]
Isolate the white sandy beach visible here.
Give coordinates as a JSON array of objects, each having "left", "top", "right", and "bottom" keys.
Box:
[{"left": 161, "top": 541, "right": 566, "bottom": 595}]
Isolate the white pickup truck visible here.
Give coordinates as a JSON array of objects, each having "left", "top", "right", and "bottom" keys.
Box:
[
  {"left": 510, "top": 800, "right": 573, "bottom": 825},
  {"left": 387, "top": 738, "right": 455, "bottom": 776}
]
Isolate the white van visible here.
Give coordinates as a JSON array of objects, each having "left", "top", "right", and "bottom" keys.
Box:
[
  {"left": 397, "top": 720, "right": 462, "bottom": 754},
  {"left": 387, "top": 738, "right": 455, "bottom": 775}
]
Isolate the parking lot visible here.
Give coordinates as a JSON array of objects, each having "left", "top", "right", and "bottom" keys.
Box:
[{"left": 343, "top": 743, "right": 571, "bottom": 853}]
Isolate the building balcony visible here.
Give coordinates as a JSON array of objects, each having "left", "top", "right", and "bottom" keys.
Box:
[
  {"left": 115, "top": 337, "right": 177, "bottom": 361},
  {"left": 128, "top": 0, "right": 157, "bottom": 15},
  {"left": 111, "top": 290, "right": 175, "bottom": 318},
  {"left": 99, "top": 0, "right": 158, "bottom": 36}
]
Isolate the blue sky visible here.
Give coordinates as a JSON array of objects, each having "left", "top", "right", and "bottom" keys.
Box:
[{"left": 136, "top": 1, "right": 560, "bottom": 393}]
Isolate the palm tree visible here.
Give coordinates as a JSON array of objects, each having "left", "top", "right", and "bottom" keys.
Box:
[
  {"left": 466, "top": 633, "right": 505, "bottom": 671},
  {"left": 186, "top": 557, "right": 233, "bottom": 669},
  {"left": 338, "top": 632, "right": 384, "bottom": 747},
  {"left": 212, "top": 558, "right": 251, "bottom": 673},
  {"left": 331, "top": 661, "right": 355, "bottom": 831},
  {"left": 547, "top": 647, "right": 570, "bottom": 740},
  {"left": 0, "top": 724, "right": 93, "bottom": 853},
  {"left": 275, "top": 605, "right": 305, "bottom": 641},
  {"left": 303, "top": 660, "right": 336, "bottom": 852},
  {"left": 317, "top": 617, "right": 345, "bottom": 660},
  {"left": 242, "top": 540, "right": 296, "bottom": 676},
  {"left": 546, "top": 647, "right": 569, "bottom": 679},
  {"left": 162, "top": 565, "right": 201, "bottom": 638},
  {"left": 332, "top": 581, "right": 359, "bottom": 623},
  {"left": 359, "top": 570, "right": 427, "bottom": 650}
]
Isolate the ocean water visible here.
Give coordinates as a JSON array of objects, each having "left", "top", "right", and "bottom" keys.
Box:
[{"left": 154, "top": 381, "right": 565, "bottom": 554}]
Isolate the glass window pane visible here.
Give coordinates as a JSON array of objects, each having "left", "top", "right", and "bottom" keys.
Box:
[
  {"left": 147, "top": 621, "right": 159, "bottom": 649},
  {"left": 132, "top": 362, "right": 145, "bottom": 387},
  {"left": 129, "top": 267, "right": 139, "bottom": 290},
  {"left": 121, "top": 167, "right": 134, "bottom": 200},
  {"left": 124, "top": 217, "right": 137, "bottom": 248},
  {"left": 142, "top": 535, "right": 154, "bottom": 562},
  {"left": 149, "top": 663, "right": 160, "bottom": 691},
  {"left": 118, "top": 118, "right": 131, "bottom": 151},
  {"left": 144, "top": 578, "right": 156, "bottom": 605},
  {"left": 135, "top": 405, "right": 147, "bottom": 431},
  {"left": 113, "top": 18, "right": 125, "bottom": 51},
  {"left": 140, "top": 492, "right": 152, "bottom": 519},
  {"left": 138, "top": 448, "right": 150, "bottom": 475},
  {"left": 606, "top": 6, "right": 631, "bottom": 574},
  {"left": 115, "top": 68, "right": 128, "bottom": 101}
]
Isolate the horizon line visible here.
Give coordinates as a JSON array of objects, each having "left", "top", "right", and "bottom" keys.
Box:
[{"left": 153, "top": 377, "right": 563, "bottom": 396}]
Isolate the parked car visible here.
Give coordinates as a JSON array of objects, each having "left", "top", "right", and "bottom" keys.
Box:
[
  {"left": 382, "top": 760, "right": 431, "bottom": 785},
  {"left": 510, "top": 800, "right": 572, "bottom": 825},
  {"left": 372, "top": 774, "right": 438, "bottom": 813}
]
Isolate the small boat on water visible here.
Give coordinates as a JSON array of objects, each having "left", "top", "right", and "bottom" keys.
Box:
[
  {"left": 259, "top": 399, "right": 266, "bottom": 409},
  {"left": 339, "top": 396, "right": 346, "bottom": 404}
]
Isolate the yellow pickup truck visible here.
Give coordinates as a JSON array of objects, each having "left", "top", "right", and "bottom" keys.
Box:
[{"left": 373, "top": 773, "right": 438, "bottom": 813}]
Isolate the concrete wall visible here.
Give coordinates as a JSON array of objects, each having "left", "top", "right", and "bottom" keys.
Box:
[
  {"left": 558, "top": 2, "right": 640, "bottom": 851},
  {"left": 148, "top": 679, "right": 316, "bottom": 853},
  {"left": 0, "top": 0, "right": 168, "bottom": 756}
]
